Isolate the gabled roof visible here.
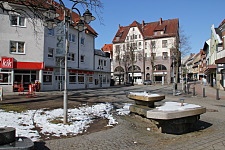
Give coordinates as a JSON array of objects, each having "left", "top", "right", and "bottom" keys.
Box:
[
  {"left": 112, "top": 18, "right": 179, "bottom": 43},
  {"left": 101, "top": 44, "right": 113, "bottom": 52},
  {"left": 219, "top": 19, "right": 225, "bottom": 28},
  {"left": 7, "top": 0, "right": 97, "bottom": 36}
]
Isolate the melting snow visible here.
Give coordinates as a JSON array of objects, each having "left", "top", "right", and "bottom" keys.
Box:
[
  {"left": 156, "top": 102, "right": 201, "bottom": 111},
  {"left": 0, "top": 103, "right": 131, "bottom": 142},
  {"left": 129, "top": 91, "right": 160, "bottom": 97}
]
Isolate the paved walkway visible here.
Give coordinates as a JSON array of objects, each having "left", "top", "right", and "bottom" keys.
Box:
[{"left": 1, "top": 84, "right": 225, "bottom": 150}]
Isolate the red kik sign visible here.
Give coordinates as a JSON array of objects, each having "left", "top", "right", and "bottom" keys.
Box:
[{"left": 1, "top": 57, "right": 14, "bottom": 68}]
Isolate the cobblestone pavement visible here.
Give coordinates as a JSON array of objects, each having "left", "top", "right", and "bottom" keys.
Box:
[{"left": 3, "top": 84, "right": 225, "bottom": 150}]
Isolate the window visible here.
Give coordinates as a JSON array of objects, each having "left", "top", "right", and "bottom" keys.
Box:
[
  {"left": 80, "top": 55, "right": 85, "bottom": 62},
  {"left": 139, "top": 34, "right": 141, "bottom": 38},
  {"left": 81, "top": 37, "right": 85, "bottom": 45},
  {"left": 154, "top": 64, "right": 167, "bottom": 71},
  {"left": 10, "top": 41, "right": 25, "bottom": 54},
  {"left": 68, "top": 53, "right": 75, "bottom": 61},
  {"left": 0, "top": 72, "right": 12, "bottom": 85},
  {"left": 162, "top": 52, "right": 168, "bottom": 59},
  {"left": 69, "top": 73, "right": 76, "bottom": 84},
  {"left": 139, "top": 42, "right": 142, "bottom": 46},
  {"left": 88, "top": 74, "right": 93, "bottom": 84},
  {"left": 48, "top": 48, "right": 54, "bottom": 58},
  {"left": 104, "top": 60, "right": 106, "bottom": 66},
  {"left": 43, "top": 71, "right": 52, "bottom": 84},
  {"left": 78, "top": 74, "right": 84, "bottom": 84},
  {"left": 10, "top": 15, "right": 25, "bottom": 27},
  {"left": 162, "top": 40, "right": 168, "bottom": 48},
  {"left": 151, "top": 41, "right": 156, "bottom": 48},
  {"left": 145, "top": 42, "right": 147, "bottom": 49},
  {"left": 135, "top": 35, "right": 137, "bottom": 39},
  {"left": 151, "top": 53, "right": 156, "bottom": 59},
  {"left": 127, "top": 36, "right": 129, "bottom": 40},
  {"left": 48, "top": 29, "right": 54, "bottom": 36},
  {"left": 69, "top": 34, "right": 75, "bottom": 42}
]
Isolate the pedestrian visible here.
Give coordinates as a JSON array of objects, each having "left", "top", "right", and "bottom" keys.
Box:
[{"left": 202, "top": 77, "right": 206, "bottom": 86}]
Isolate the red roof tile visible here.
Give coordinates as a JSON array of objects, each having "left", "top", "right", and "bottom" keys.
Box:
[
  {"left": 219, "top": 19, "right": 225, "bottom": 27},
  {"left": 101, "top": 44, "right": 113, "bottom": 52},
  {"left": 113, "top": 18, "right": 179, "bottom": 43}
]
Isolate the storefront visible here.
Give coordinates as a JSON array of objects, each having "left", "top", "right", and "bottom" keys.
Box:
[{"left": 0, "top": 57, "right": 44, "bottom": 92}]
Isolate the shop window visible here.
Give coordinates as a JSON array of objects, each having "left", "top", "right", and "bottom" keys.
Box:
[
  {"left": 10, "top": 41, "right": 25, "bottom": 54},
  {"left": 0, "top": 72, "right": 12, "bottom": 85},
  {"left": 48, "top": 47, "right": 54, "bottom": 58},
  {"left": 43, "top": 71, "right": 52, "bottom": 84},
  {"left": 78, "top": 74, "right": 84, "bottom": 84},
  {"left": 69, "top": 73, "right": 76, "bottom": 84},
  {"left": 10, "top": 15, "right": 26, "bottom": 27},
  {"left": 88, "top": 75, "right": 93, "bottom": 84}
]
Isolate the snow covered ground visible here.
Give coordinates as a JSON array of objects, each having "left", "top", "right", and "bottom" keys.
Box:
[{"left": 0, "top": 103, "right": 131, "bottom": 142}]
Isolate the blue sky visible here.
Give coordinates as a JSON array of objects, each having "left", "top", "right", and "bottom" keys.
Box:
[{"left": 86, "top": 0, "right": 225, "bottom": 54}]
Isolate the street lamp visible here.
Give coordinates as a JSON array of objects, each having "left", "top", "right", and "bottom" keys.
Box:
[
  {"left": 45, "top": 0, "right": 95, "bottom": 124},
  {"left": 172, "top": 54, "right": 176, "bottom": 96}
]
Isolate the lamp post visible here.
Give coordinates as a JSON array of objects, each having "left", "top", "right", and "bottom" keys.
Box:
[
  {"left": 45, "top": 0, "right": 95, "bottom": 124},
  {"left": 172, "top": 55, "right": 176, "bottom": 96}
]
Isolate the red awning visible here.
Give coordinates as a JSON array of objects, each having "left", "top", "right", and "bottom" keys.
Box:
[{"left": 14, "top": 62, "right": 44, "bottom": 69}]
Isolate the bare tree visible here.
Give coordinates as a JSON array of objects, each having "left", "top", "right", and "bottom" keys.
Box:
[
  {"left": 0, "top": 0, "right": 103, "bottom": 27},
  {"left": 173, "top": 27, "right": 191, "bottom": 90}
]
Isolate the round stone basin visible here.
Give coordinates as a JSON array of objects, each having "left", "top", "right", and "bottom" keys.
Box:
[
  {"left": 146, "top": 102, "right": 206, "bottom": 120},
  {"left": 128, "top": 92, "right": 165, "bottom": 102}
]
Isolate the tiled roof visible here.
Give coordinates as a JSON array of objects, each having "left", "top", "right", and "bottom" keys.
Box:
[
  {"left": 8, "top": 0, "right": 97, "bottom": 36},
  {"left": 112, "top": 18, "right": 179, "bottom": 43},
  {"left": 219, "top": 19, "right": 225, "bottom": 27},
  {"left": 101, "top": 44, "right": 113, "bottom": 52}
]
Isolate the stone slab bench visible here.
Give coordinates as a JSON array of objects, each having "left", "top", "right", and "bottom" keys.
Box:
[
  {"left": 127, "top": 92, "right": 165, "bottom": 108},
  {"left": 129, "top": 102, "right": 206, "bottom": 134}
]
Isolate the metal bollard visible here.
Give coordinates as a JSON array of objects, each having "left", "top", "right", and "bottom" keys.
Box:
[
  {"left": 187, "top": 84, "right": 189, "bottom": 94},
  {"left": 216, "top": 89, "right": 220, "bottom": 100},
  {"left": 193, "top": 87, "right": 195, "bottom": 96},
  {"left": 203, "top": 88, "right": 206, "bottom": 98}
]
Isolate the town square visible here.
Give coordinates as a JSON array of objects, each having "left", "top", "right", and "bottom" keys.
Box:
[{"left": 0, "top": 0, "right": 225, "bottom": 149}]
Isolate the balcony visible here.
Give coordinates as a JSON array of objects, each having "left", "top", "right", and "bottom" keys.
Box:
[{"left": 215, "top": 49, "right": 225, "bottom": 64}]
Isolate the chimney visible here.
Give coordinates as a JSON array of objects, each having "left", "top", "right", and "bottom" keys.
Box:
[
  {"left": 142, "top": 20, "right": 145, "bottom": 27},
  {"left": 159, "top": 18, "right": 163, "bottom": 25},
  {"left": 119, "top": 24, "right": 122, "bottom": 28}
]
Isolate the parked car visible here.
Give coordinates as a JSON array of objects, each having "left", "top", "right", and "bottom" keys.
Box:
[{"left": 143, "top": 80, "right": 152, "bottom": 85}]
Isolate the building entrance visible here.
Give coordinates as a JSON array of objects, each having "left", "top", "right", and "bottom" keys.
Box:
[{"left": 14, "top": 70, "right": 36, "bottom": 91}]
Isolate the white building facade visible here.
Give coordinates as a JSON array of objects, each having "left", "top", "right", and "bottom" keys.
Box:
[
  {"left": 112, "top": 18, "right": 179, "bottom": 85},
  {"left": 0, "top": 2, "right": 110, "bottom": 92}
]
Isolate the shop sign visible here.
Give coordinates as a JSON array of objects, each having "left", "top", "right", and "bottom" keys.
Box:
[{"left": 1, "top": 57, "right": 13, "bottom": 68}]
